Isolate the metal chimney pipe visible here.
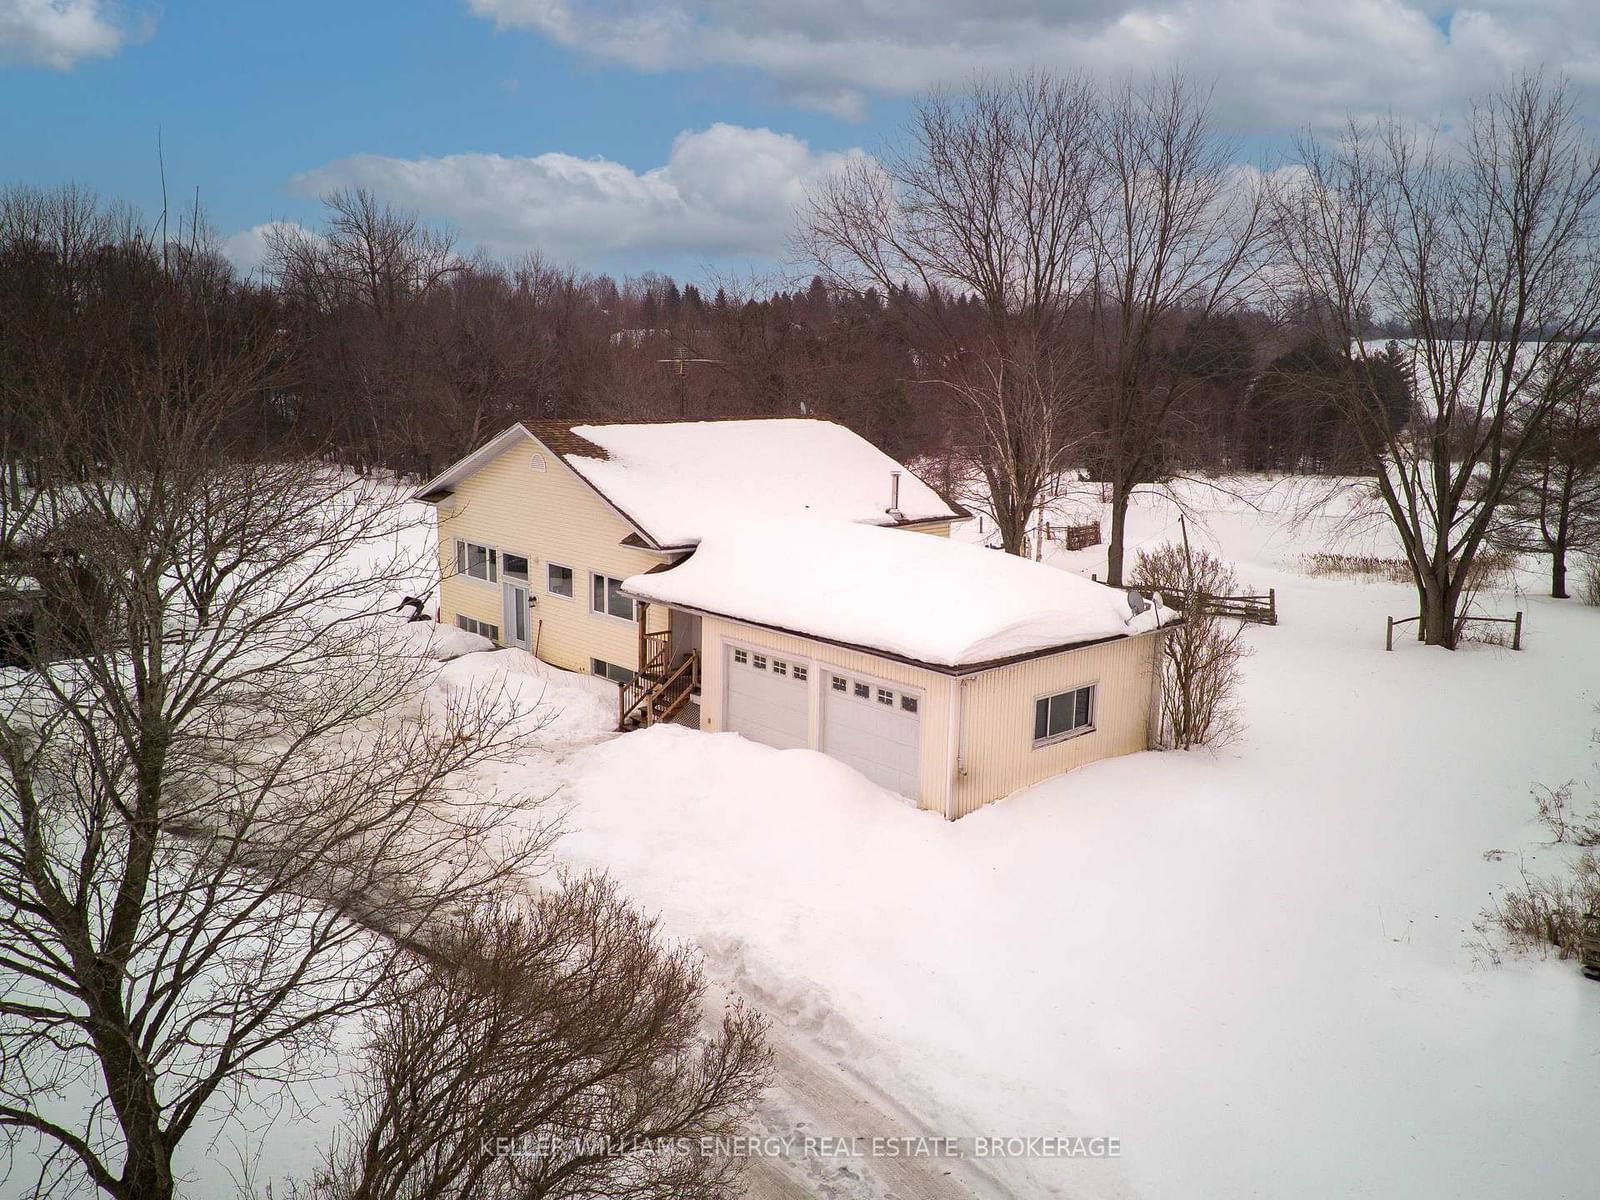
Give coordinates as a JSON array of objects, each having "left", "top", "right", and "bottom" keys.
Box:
[{"left": 888, "top": 470, "right": 903, "bottom": 518}]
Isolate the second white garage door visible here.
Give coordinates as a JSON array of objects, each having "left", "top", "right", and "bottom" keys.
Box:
[
  {"left": 821, "top": 670, "right": 922, "bottom": 799},
  {"left": 725, "top": 644, "right": 810, "bottom": 750}
]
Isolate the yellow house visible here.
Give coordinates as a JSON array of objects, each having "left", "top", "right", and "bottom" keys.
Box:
[{"left": 414, "top": 418, "right": 1174, "bottom": 818}]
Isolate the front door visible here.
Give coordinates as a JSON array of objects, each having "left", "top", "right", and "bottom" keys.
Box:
[
  {"left": 668, "top": 607, "right": 702, "bottom": 667},
  {"left": 502, "top": 582, "right": 530, "bottom": 650}
]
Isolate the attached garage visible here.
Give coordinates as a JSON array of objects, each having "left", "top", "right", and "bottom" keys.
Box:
[
  {"left": 821, "top": 670, "right": 921, "bottom": 798},
  {"left": 724, "top": 643, "right": 810, "bottom": 751},
  {"left": 623, "top": 519, "right": 1177, "bottom": 819}
]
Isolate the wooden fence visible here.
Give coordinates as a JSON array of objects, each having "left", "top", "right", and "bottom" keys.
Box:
[
  {"left": 1093, "top": 577, "right": 1278, "bottom": 626},
  {"left": 1044, "top": 520, "right": 1102, "bottom": 551},
  {"left": 1583, "top": 913, "right": 1600, "bottom": 981},
  {"left": 1385, "top": 610, "right": 1523, "bottom": 651}
]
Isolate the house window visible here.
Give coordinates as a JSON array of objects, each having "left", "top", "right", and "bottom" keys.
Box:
[
  {"left": 734, "top": 648, "right": 748, "bottom": 665},
  {"left": 772, "top": 660, "right": 787, "bottom": 676},
  {"left": 831, "top": 676, "right": 847, "bottom": 692},
  {"left": 901, "top": 695, "right": 918, "bottom": 713},
  {"left": 752, "top": 655, "right": 767, "bottom": 670},
  {"left": 455, "top": 614, "right": 499, "bottom": 641},
  {"left": 590, "top": 573, "right": 634, "bottom": 620},
  {"left": 1034, "top": 685, "right": 1094, "bottom": 745},
  {"left": 547, "top": 563, "right": 574, "bottom": 598},
  {"left": 503, "top": 553, "right": 530, "bottom": 582},
  {"left": 853, "top": 682, "right": 869, "bottom": 699},
  {"left": 454, "top": 539, "right": 497, "bottom": 583},
  {"left": 877, "top": 688, "right": 894, "bottom": 706},
  {"left": 590, "top": 657, "right": 636, "bottom": 686},
  {"left": 793, "top": 665, "right": 808, "bottom": 682}
]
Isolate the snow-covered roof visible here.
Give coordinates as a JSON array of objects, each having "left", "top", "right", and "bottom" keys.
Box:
[
  {"left": 625, "top": 520, "right": 1169, "bottom": 669},
  {"left": 412, "top": 419, "right": 964, "bottom": 549}
]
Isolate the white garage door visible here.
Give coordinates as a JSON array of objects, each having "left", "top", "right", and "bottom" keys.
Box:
[
  {"left": 821, "top": 670, "right": 922, "bottom": 799},
  {"left": 725, "top": 644, "right": 810, "bottom": 751}
]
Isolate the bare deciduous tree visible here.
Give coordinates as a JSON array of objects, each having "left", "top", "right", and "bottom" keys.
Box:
[
  {"left": 802, "top": 72, "right": 1100, "bottom": 553},
  {"left": 1502, "top": 352, "right": 1600, "bottom": 598},
  {"left": 1271, "top": 74, "right": 1600, "bottom": 645},
  {"left": 1085, "top": 73, "right": 1266, "bottom": 585},
  {"left": 302, "top": 879, "right": 769, "bottom": 1200},
  {"left": 0, "top": 357, "right": 551, "bottom": 1199}
]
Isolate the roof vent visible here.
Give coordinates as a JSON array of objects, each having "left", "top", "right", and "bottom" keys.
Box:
[
  {"left": 887, "top": 470, "right": 904, "bottom": 520},
  {"left": 530, "top": 453, "right": 546, "bottom": 472}
]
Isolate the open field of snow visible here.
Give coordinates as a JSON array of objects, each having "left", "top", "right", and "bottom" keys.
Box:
[{"left": 438, "top": 476, "right": 1600, "bottom": 1199}]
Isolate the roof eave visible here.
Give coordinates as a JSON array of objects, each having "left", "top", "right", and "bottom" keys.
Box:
[
  {"left": 619, "top": 593, "right": 1174, "bottom": 676},
  {"left": 409, "top": 423, "right": 534, "bottom": 501}
]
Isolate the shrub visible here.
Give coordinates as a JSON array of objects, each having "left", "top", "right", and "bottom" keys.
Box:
[
  {"left": 1132, "top": 541, "right": 1252, "bottom": 749},
  {"left": 1579, "top": 556, "right": 1600, "bottom": 606},
  {"left": 1534, "top": 781, "right": 1600, "bottom": 846},
  {"left": 302, "top": 876, "right": 771, "bottom": 1200},
  {"left": 1300, "top": 548, "right": 1515, "bottom": 590},
  {"left": 1483, "top": 851, "right": 1600, "bottom": 960}
]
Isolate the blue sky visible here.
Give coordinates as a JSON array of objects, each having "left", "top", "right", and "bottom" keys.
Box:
[
  {"left": 0, "top": 2, "right": 899, "bottom": 277},
  {"left": 1, "top": 0, "right": 1593, "bottom": 281}
]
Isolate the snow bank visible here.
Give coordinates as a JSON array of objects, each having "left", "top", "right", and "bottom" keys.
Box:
[
  {"left": 372, "top": 617, "right": 493, "bottom": 661},
  {"left": 432, "top": 648, "right": 617, "bottom": 748},
  {"left": 626, "top": 518, "right": 1158, "bottom": 666},
  {"left": 568, "top": 420, "right": 960, "bottom": 547}
]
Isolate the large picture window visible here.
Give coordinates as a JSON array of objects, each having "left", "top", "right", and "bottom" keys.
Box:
[
  {"left": 1033, "top": 685, "right": 1094, "bottom": 745},
  {"left": 590, "top": 573, "right": 634, "bottom": 621}
]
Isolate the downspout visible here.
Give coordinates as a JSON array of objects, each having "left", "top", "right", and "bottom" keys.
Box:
[
  {"left": 1146, "top": 626, "right": 1168, "bottom": 750},
  {"left": 947, "top": 676, "right": 968, "bottom": 821}
]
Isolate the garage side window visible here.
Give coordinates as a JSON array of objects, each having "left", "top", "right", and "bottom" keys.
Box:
[{"left": 1033, "top": 685, "right": 1094, "bottom": 745}]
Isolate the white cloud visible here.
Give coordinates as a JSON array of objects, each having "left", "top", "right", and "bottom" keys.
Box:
[
  {"left": 466, "top": 0, "right": 1600, "bottom": 127},
  {"left": 290, "top": 123, "right": 866, "bottom": 261},
  {"left": 221, "top": 221, "right": 315, "bottom": 278},
  {"left": 0, "top": 0, "right": 151, "bottom": 69}
]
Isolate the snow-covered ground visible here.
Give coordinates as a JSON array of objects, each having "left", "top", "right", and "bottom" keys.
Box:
[
  {"left": 438, "top": 476, "right": 1599, "bottom": 1199},
  {"left": 41, "top": 477, "right": 1589, "bottom": 1200}
]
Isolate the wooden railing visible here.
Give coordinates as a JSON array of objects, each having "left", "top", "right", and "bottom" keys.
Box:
[{"left": 617, "top": 648, "right": 699, "bottom": 730}]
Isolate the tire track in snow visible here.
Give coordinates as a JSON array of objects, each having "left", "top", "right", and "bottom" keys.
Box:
[{"left": 741, "top": 1027, "right": 1007, "bottom": 1200}]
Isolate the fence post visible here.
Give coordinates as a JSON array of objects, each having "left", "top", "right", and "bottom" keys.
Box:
[
  {"left": 1269, "top": 587, "right": 1276, "bottom": 625},
  {"left": 1385, "top": 615, "right": 1394, "bottom": 652},
  {"left": 1513, "top": 611, "right": 1523, "bottom": 651}
]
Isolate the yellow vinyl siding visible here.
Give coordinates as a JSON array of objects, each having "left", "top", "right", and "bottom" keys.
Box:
[
  {"left": 697, "top": 616, "right": 959, "bottom": 817},
  {"left": 904, "top": 520, "right": 952, "bottom": 537},
  {"left": 696, "top": 617, "right": 1162, "bottom": 819},
  {"left": 951, "top": 631, "right": 1161, "bottom": 818},
  {"left": 436, "top": 435, "right": 668, "bottom": 673}
]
